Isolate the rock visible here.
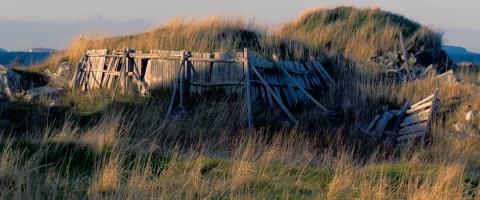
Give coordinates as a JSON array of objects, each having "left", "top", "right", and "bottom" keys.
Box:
[
  {"left": 414, "top": 49, "right": 455, "bottom": 73},
  {"left": 42, "top": 68, "right": 53, "bottom": 78},
  {"left": 48, "top": 62, "right": 72, "bottom": 86},
  {"left": 454, "top": 122, "right": 466, "bottom": 133},
  {"left": 0, "top": 65, "right": 22, "bottom": 101},
  {"left": 23, "top": 86, "right": 62, "bottom": 103}
]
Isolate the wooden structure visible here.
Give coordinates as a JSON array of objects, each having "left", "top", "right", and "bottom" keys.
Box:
[
  {"left": 70, "top": 48, "right": 335, "bottom": 127},
  {"left": 395, "top": 89, "right": 439, "bottom": 143},
  {"left": 360, "top": 89, "right": 439, "bottom": 144}
]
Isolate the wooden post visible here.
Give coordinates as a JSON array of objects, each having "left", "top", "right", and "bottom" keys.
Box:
[
  {"left": 166, "top": 59, "right": 185, "bottom": 118},
  {"left": 119, "top": 50, "right": 127, "bottom": 94},
  {"left": 244, "top": 48, "right": 253, "bottom": 128},
  {"left": 179, "top": 51, "right": 186, "bottom": 107},
  {"left": 70, "top": 53, "right": 86, "bottom": 91},
  {"left": 112, "top": 55, "right": 126, "bottom": 101},
  {"left": 185, "top": 51, "right": 192, "bottom": 96},
  {"left": 399, "top": 31, "right": 410, "bottom": 74},
  {"left": 426, "top": 89, "right": 440, "bottom": 137}
]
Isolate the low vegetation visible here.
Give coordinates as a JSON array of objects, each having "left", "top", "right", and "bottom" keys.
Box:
[{"left": 2, "top": 6, "right": 480, "bottom": 200}]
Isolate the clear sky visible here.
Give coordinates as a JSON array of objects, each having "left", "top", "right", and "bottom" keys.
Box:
[{"left": 1, "top": 0, "right": 479, "bottom": 52}]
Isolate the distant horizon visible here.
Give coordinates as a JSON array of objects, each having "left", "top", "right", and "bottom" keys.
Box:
[{"left": 1, "top": 1, "right": 479, "bottom": 52}]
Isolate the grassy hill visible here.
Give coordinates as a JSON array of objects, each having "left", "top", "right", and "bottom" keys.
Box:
[{"left": 278, "top": 7, "right": 442, "bottom": 60}]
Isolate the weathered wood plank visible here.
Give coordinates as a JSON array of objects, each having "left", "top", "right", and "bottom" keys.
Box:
[
  {"left": 368, "top": 115, "right": 381, "bottom": 132},
  {"left": 86, "top": 49, "right": 108, "bottom": 89},
  {"left": 396, "top": 131, "right": 425, "bottom": 142},
  {"left": 392, "top": 101, "right": 410, "bottom": 132},
  {"left": 251, "top": 65, "right": 297, "bottom": 124},
  {"left": 399, "top": 122, "right": 427, "bottom": 135},
  {"left": 312, "top": 60, "right": 335, "bottom": 87},
  {"left": 371, "top": 111, "right": 394, "bottom": 139},
  {"left": 401, "top": 109, "right": 430, "bottom": 127},
  {"left": 276, "top": 60, "right": 328, "bottom": 113},
  {"left": 406, "top": 101, "right": 432, "bottom": 114},
  {"left": 244, "top": 48, "right": 253, "bottom": 128},
  {"left": 410, "top": 94, "right": 435, "bottom": 108}
]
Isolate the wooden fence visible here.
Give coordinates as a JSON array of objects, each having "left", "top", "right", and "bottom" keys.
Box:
[
  {"left": 70, "top": 48, "right": 335, "bottom": 127},
  {"left": 395, "top": 89, "right": 439, "bottom": 143}
]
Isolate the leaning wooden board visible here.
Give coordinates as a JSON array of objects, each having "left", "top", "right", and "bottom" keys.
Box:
[
  {"left": 396, "top": 89, "right": 439, "bottom": 143},
  {"left": 85, "top": 49, "right": 108, "bottom": 90}
]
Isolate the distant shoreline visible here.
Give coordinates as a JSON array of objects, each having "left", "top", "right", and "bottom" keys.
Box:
[{"left": 0, "top": 52, "right": 51, "bottom": 67}]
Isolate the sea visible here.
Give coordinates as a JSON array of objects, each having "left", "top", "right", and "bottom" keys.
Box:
[{"left": 0, "top": 52, "right": 51, "bottom": 67}]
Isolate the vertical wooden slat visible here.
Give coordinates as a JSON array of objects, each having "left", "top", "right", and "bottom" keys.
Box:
[{"left": 244, "top": 48, "right": 253, "bottom": 128}]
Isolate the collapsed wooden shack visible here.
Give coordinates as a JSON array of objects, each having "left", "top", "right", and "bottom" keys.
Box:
[
  {"left": 360, "top": 89, "right": 440, "bottom": 144},
  {"left": 70, "top": 48, "right": 335, "bottom": 127}
]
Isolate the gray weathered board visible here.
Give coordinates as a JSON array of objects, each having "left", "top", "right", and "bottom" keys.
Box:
[
  {"left": 396, "top": 89, "right": 439, "bottom": 143},
  {"left": 359, "top": 89, "right": 439, "bottom": 145},
  {"left": 72, "top": 49, "right": 334, "bottom": 110}
]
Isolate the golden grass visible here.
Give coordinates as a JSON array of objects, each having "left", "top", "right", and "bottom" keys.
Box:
[
  {"left": 3, "top": 6, "right": 480, "bottom": 200},
  {"left": 278, "top": 7, "right": 442, "bottom": 61}
]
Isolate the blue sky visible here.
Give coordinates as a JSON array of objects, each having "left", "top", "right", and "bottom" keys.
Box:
[{"left": 1, "top": 0, "right": 479, "bottom": 52}]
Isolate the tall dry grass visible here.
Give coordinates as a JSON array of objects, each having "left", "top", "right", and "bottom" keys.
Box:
[
  {"left": 278, "top": 6, "right": 442, "bottom": 61},
  {"left": 3, "top": 6, "right": 480, "bottom": 200},
  {"left": 2, "top": 60, "right": 480, "bottom": 199}
]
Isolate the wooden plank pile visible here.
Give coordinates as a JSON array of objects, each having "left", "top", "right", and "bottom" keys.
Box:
[
  {"left": 70, "top": 48, "right": 336, "bottom": 127},
  {"left": 360, "top": 89, "right": 439, "bottom": 144}
]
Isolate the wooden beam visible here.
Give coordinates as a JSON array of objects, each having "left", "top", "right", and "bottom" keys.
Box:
[
  {"left": 179, "top": 51, "right": 186, "bottom": 107},
  {"left": 396, "top": 131, "right": 425, "bottom": 142},
  {"left": 187, "top": 57, "right": 242, "bottom": 63},
  {"left": 71, "top": 54, "right": 86, "bottom": 90},
  {"left": 399, "top": 122, "right": 427, "bottom": 135},
  {"left": 166, "top": 60, "right": 184, "bottom": 118},
  {"left": 401, "top": 109, "right": 430, "bottom": 127},
  {"left": 244, "top": 48, "right": 253, "bottom": 128},
  {"left": 251, "top": 64, "right": 298, "bottom": 124},
  {"left": 371, "top": 111, "right": 394, "bottom": 139},
  {"left": 399, "top": 31, "right": 410, "bottom": 72},
  {"left": 186, "top": 51, "right": 192, "bottom": 95},
  {"left": 312, "top": 60, "right": 335, "bottom": 88},
  {"left": 425, "top": 89, "right": 440, "bottom": 136},
  {"left": 410, "top": 94, "right": 435, "bottom": 108},
  {"left": 275, "top": 60, "right": 329, "bottom": 113},
  {"left": 252, "top": 63, "right": 310, "bottom": 75},
  {"left": 367, "top": 114, "right": 381, "bottom": 132},
  {"left": 392, "top": 101, "right": 410, "bottom": 132},
  {"left": 406, "top": 101, "right": 432, "bottom": 114},
  {"left": 189, "top": 81, "right": 242, "bottom": 87},
  {"left": 111, "top": 56, "right": 126, "bottom": 101}
]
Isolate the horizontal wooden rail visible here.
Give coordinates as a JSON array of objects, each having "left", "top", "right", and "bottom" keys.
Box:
[{"left": 189, "top": 81, "right": 242, "bottom": 87}]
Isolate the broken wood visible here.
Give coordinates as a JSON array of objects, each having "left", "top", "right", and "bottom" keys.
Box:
[
  {"left": 275, "top": 61, "right": 328, "bottom": 113},
  {"left": 371, "top": 111, "right": 394, "bottom": 139},
  {"left": 251, "top": 64, "right": 298, "bottom": 124},
  {"left": 399, "top": 122, "right": 428, "bottom": 135},
  {"left": 406, "top": 101, "right": 432, "bottom": 114},
  {"left": 392, "top": 101, "right": 410, "bottom": 132}
]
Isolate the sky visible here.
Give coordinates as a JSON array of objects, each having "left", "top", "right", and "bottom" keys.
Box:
[{"left": 1, "top": 0, "right": 479, "bottom": 52}]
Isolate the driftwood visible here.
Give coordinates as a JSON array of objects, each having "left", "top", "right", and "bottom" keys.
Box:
[{"left": 359, "top": 89, "right": 439, "bottom": 145}]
